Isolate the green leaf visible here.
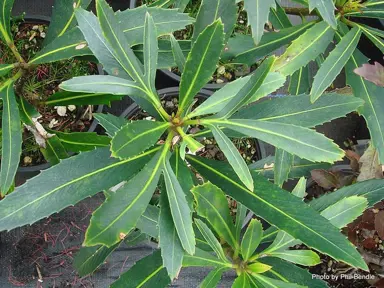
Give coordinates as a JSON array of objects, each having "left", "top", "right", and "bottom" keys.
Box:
[
  {"left": 250, "top": 274, "right": 306, "bottom": 288},
  {"left": 210, "top": 125, "right": 253, "bottom": 190},
  {"left": 0, "top": 147, "right": 158, "bottom": 231},
  {"left": 344, "top": 8, "right": 384, "bottom": 19},
  {"left": 247, "top": 262, "right": 272, "bottom": 274},
  {"left": 292, "top": 177, "right": 307, "bottom": 198},
  {"left": 84, "top": 148, "right": 166, "bottom": 247},
  {"left": 163, "top": 159, "right": 196, "bottom": 254},
  {"left": 50, "top": 130, "right": 110, "bottom": 152},
  {"left": 205, "top": 119, "right": 344, "bottom": 163},
  {"left": 186, "top": 155, "right": 368, "bottom": 270},
  {"left": 244, "top": 0, "right": 276, "bottom": 44},
  {"left": 0, "top": 0, "right": 14, "bottom": 42},
  {"left": 269, "top": 1, "right": 292, "bottom": 29},
  {"left": 41, "top": 135, "right": 69, "bottom": 165},
  {"left": 111, "top": 120, "right": 169, "bottom": 159},
  {"left": 232, "top": 273, "right": 250, "bottom": 288},
  {"left": 44, "top": 0, "right": 91, "bottom": 45},
  {"left": 94, "top": 113, "right": 128, "bottom": 137},
  {"left": 178, "top": 20, "right": 224, "bottom": 113},
  {"left": 189, "top": 72, "right": 285, "bottom": 119},
  {"left": 170, "top": 34, "right": 186, "bottom": 73},
  {"left": 0, "top": 64, "right": 14, "bottom": 77},
  {"left": 234, "top": 93, "right": 364, "bottom": 128},
  {"left": 73, "top": 242, "right": 120, "bottom": 277},
  {"left": 110, "top": 250, "right": 171, "bottom": 288},
  {"left": 274, "top": 149, "right": 293, "bottom": 187},
  {"left": 116, "top": 5, "right": 194, "bottom": 46},
  {"left": 182, "top": 247, "right": 232, "bottom": 268},
  {"left": 311, "top": 27, "right": 361, "bottom": 102},
  {"left": 249, "top": 156, "right": 331, "bottom": 180},
  {"left": 235, "top": 203, "right": 247, "bottom": 242},
  {"left": 345, "top": 42, "right": 384, "bottom": 163},
  {"left": 310, "top": 179, "right": 384, "bottom": 211},
  {"left": 143, "top": 12, "right": 158, "bottom": 92},
  {"left": 60, "top": 75, "right": 145, "bottom": 96},
  {"left": 136, "top": 204, "right": 160, "bottom": 239},
  {"left": 193, "top": 0, "right": 237, "bottom": 42},
  {"left": 174, "top": 0, "right": 190, "bottom": 11},
  {"left": 195, "top": 219, "right": 229, "bottom": 263},
  {"left": 0, "top": 82, "right": 21, "bottom": 196},
  {"left": 232, "top": 22, "right": 315, "bottom": 65},
  {"left": 273, "top": 21, "right": 335, "bottom": 76},
  {"left": 288, "top": 66, "right": 310, "bottom": 95},
  {"left": 358, "top": 23, "right": 384, "bottom": 53},
  {"left": 17, "top": 97, "right": 40, "bottom": 127},
  {"left": 308, "top": 0, "right": 337, "bottom": 28},
  {"left": 198, "top": 267, "right": 227, "bottom": 288},
  {"left": 241, "top": 219, "right": 263, "bottom": 261},
  {"left": 270, "top": 250, "right": 321, "bottom": 266},
  {"left": 31, "top": 27, "right": 91, "bottom": 64},
  {"left": 260, "top": 257, "right": 328, "bottom": 288},
  {"left": 45, "top": 91, "right": 123, "bottom": 106},
  {"left": 215, "top": 56, "right": 276, "bottom": 118},
  {"left": 192, "top": 182, "right": 238, "bottom": 250},
  {"left": 320, "top": 196, "right": 368, "bottom": 228},
  {"left": 159, "top": 184, "right": 184, "bottom": 280},
  {"left": 124, "top": 230, "right": 148, "bottom": 247}
]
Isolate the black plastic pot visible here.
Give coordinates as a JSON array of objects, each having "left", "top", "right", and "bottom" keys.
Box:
[{"left": 15, "top": 16, "right": 103, "bottom": 180}]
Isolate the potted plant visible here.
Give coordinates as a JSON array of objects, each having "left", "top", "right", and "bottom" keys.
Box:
[{"left": 1, "top": 0, "right": 384, "bottom": 286}]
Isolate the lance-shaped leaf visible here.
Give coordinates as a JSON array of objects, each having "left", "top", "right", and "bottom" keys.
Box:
[
  {"left": 116, "top": 5, "right": 194, "bottom": 46},
  {"left": 248, "top": 262, "right": 272, "bottom": 274},
  {"left": 311, "top": 27, "right": 361, "bottom": 102},
  {"left": 60, "top": 75, "right": 145, "bottom": 96},
  {"left": 178, "top": 20, "right": 224, "bottom": 114},
  {"left": 0, "top": 82, "right": 22, "bottom": 196},
  {"left": 44, "top": 0, "right": 91, "bottom": 45},
  {"left": 345, "top": 43, "right": 384, "bottom": 163},
  {"left": 215, "top": 57, "right": 276, "bottom": 119},
  {"left": 137, "top": 204, "right": 160, "bottom": 238},
  {"left": 30, "top": 28, "right": 91, "bottom": 64},
  {"left": 94, "top": 113, "right": 128, "bottom": 137},
  {"left": 84, "top": 148, "right": 166, "bottom": 247},
  {"left": 163, "top": 159, "right": 195, "bottom": 254},
  {"left": 288, "top": 66, "right": 310, "bottom": 95},
  {"left": 308, "top": 0, "right": 337, "bottom": 28},
  {"left": 111, "top": 120, "right": 169, "bottom": 159},
  {"left": 0, "top": 64, "right": 13, "bottom": 77},
  {"left": 273, "top": 21, "right": 334, "bottom": 76},
  {"left": 50, "top": 130, "right": 110, "bottom": 152},
  {"left": 269, "top": 1, "right": 292, "bottom": 29},
  {"left": 232, "top": 273, "right": 250, "bottom": 288},
  {"left": 170, "top": 34, "right": 186, "bottom": 73},
  {"left": 110, "top": 250, "right": 171, "bottom": 288},
  {"left": 210, "top": 125, "right": 253, "bottom": 190},
  {"left": 189, "top": 72, "right": 285, "bottom": 119},
  {"left": 244, "top": 0, "right": 276, "bottom": 44},
  {"left": 159, "top": 184, "right": 184, "bottom": 279},
  {"left": 0, "top": 0, "right": 14, "bottom": 42},
  {"left": 233, "top": 22, "right": 315, "bottom": 65},
  {"left": 344, "top": 8, "right": 384, "bottom": 19},
  {"left": 270, "top": 250, "right": 321, "bottom": 266},
  {"left": 261, "top": 257, "right": 328, "bottom": 288},
  {"left": 186, "top": 156, "right": 368, "bottom": 270},
  {"left": 192, "top": 182, "right": 238, "bottom": 250},
  {"left": 293, "top": 177, "right": 307, "bottom": 198},
  {"left": 143, "top": 12, "right": 158, "bottom": 92},
  {"left": 250, "top": 274, "right": 306, "bottom": 288},
  {"left": 235, "top": 203, "right": 247, "bottom": 242},
  {"left": 41, "top": 136, "right": 69, "bottom": 165},
  {"left": 204, "top": 119, "right": 344, "bottom": 163},
  {"left": 234, "top": 93, "right": 364, "bottom": 128},
  {"left": 195, "top": 219, "right": 228, "bottom": 263},
  {"left": 45, "top": 91, "right": 123, "bottom": 106},
  {"left": 192, "top": 0, "right": 236, "bottom": 42},
  {"left": 274, "top": 149, "right": 294, "bottom": 187},
  {"left": 73, "top": 242, "right": 120, "bottom": 277},
  {"left": 174, "top": 0, "right": 190, "bottom": 11},
  {"left": 199, "top": 267, "right": 228, "bottom": 288},
  {"left": 183, "top": 248, "right": 232, "bottom": 268},
  {"left": 241, "top": 219, "right": 263, "bottom": 261},
  {"left": 358, "top": 23, "right": 384, "bottom": 54},
  {"left": 0, "top": 147, "right": 158, "bottom": 231}
]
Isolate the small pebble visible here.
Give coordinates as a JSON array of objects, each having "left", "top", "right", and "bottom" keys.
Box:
[
  {"left": 216, "top": 79, "right": 224, "bottom": 84},
  {"left": 217, "top": 66, "right": 226, "bottom": 75},
  {"left": 56, "top": 106, "right": 67, "bottom": 116},
  {"left": 32, "top": 25, "right": 39, "bottom": 30},
  {"left": 40, "top": 32, "right": 46, "bottom": 38},
  {"left": 49, "top": 119, "right": 58, "bottom": 128},
  {"left": 24, "top": 156, "right": 33, "bottom": 165},
  {"left": 239, "top": 20, "right": 244, "bottom": 24},
  {"left": 67, "top": 105, "right": 76, "bottom": 112}
]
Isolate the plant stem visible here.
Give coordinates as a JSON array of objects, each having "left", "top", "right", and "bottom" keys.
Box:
[
  {"left": 341, "top": 16, "right": 358, "bottom": 28},
  {"left": 282, "top": 7, "right": 318, "bottom": 16},
  {"left": 6, "top": 40, "right": 25, "bottom": 64}
]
